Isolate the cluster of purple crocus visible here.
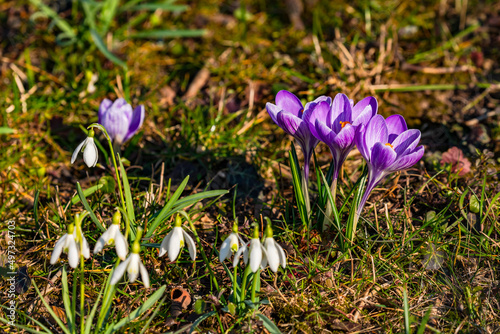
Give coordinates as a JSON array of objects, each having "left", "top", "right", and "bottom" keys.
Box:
[{"left": 266, "top": 90, "right": 424, "bottom": 222}]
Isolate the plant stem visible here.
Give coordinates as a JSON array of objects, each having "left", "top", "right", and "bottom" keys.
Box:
[
  {"left": 301, "top": 170, "right": 311, "bottom": 228},
  {"left": 239, "top": 266, "right": 252, "bottom": 308},
  {"left": 80, "top": 256, "right": 85, "bottom": 334},
  {"left": 250, "top": 269, "right": 260, "bottom": 305},
  {"left": 322, "top": 177, "right": 337, "bottom": 231}
]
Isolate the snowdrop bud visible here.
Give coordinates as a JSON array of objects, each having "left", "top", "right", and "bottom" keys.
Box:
[{"left": 112, "top": 210, "right": 122, "bottom": 225}]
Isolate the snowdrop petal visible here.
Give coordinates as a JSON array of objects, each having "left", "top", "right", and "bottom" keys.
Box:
[
  {"left": 219, "top": 237, "right": 232, "bottom": 262},
  {"left": 110, "top": 256, "right": 132, "bottom": 285},
  {"left": 264, "top": 238, "right": 280, "bottom": 272},
  {"left": 50, "top": 234, "right": 68, "bottom": 264},
  {"left": 67, "top": 238, "right": 80, "bottom": 268},
  {"left": 276, "top": 242, "right": 287, "bottom": 269},
  {"left": 139, "top": 262, "right": 150, "bottom": 288},
  {"left": 80, "top": 235, "right": 90, "bottom": 259},
  {"left": 114, "top": 231, "right": 128, "bottom": 261},
  {"left": 249, "top": 239, "right": 262, "bottom": 273},
  {"left": 71, "top": 140, "right": 85, "bottom": 164},
  {"left": 233, "top": 243, "right": 247, "bottom": 268},
  {"left": 94, "top": 229, "right": 110, "bottom": 254},
  {"left": 167, "top": 227, "right": 183, "bottom": 262},
  {"left": 182, "top": 230, "right": 197, "bottom": 261},
  {"left": 127, "top": 253, "right": 140, "bottom": 283},
  {"left": 159, "top": 230, "right": 173, "bottom": 257},
  {"left": 83, "top": 138, "right": 98, "bottom": 167}
]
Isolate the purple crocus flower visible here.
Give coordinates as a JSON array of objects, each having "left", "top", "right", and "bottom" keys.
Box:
[
  {"left": 355, "top": 114, "right": 424, "bottom": 217},
  {"left": 98, "top": 98, "right": 145, "bottom": 144},
  {"left": 308, "top": 93, "right": 378, "bottom": 181},
  {"left": 266, "top": 90, "right": 331, "bottom": 180}
]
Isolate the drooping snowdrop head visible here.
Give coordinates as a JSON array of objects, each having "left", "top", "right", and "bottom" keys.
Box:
[
  {"left": 94, "top": 210, "right": 128, "bottom": 260},
  {"left": 159, "top": 215, "right": 197, "bottom": 262},
  {"left": 71, "top": 129, "right": 98, "bottom": 168},
  {"left": 261, "top": 221, "right": 287, "bottom": 273}
]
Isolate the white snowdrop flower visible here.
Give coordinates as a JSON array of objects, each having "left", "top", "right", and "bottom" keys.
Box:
[
  {"left": 50, "top": 213, "right": 91, "bottom": 268},
  {"left": 232, "top": 226, "right": 266, "bottom": 273},
  {"left": 94, "top": 211, "right": 128, "bottom": 260},
  {"left": 219, "top": 221, "right": 244, "bottom": 262},
  {"left": 110, "top": 227, "right": 149, "bottom": 288},
  {"left": 159, "top": 216, "right": 196, "bottom": 262},
  {"left": 71, "top": 129, "right": 98, "bottom": 168},
  {"left": 261, "top": 223, "right": 286, "bottom": 272}
]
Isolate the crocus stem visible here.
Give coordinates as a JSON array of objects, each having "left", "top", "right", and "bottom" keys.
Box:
[
  {"left": 250, "top": 269, "right": 261, "bottom": 305},
  {"left": 80, "top": 256, "right": 85, "bottom": 334},
  {"left": 301, "top": 169, "right": 311, "bottom": 227},
  {"left": 351, "top": 177, "right": 378, "bottom": 241},
  {"left": 106, "top": 138, "right": 126, "bottom": 214},
  {"left": 233, "top": 265, "right": 238, "bottom": 302},
  {"left": 322, "top": 177, "right": 338, "bottom": 231},
  {"left": 240, "top": 265, "right": 252, "bottom": 306}
]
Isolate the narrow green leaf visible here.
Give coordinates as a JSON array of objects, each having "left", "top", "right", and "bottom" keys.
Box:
[
  {"left": 32, "top": 280, "right": 71, "bottom": 334},
  {"left": 416, "top": 306, "right": 433, "bottom": 334},
  {"left": 256, "top": 314, "right": 282, "bottom": 334},
  {"left": 130, "top": 29, "right": 206, "bottom": 39},
  {"left": 189, "top": 311, "right": 216, "bottom": 334},
  {"left": 100, "top": 0, "right": 119, "bottom": 35},
  {"left": 118, "top": 155, "right": 135, "bottom": 226},
  {"left": 61, "top": 267, "right": 74, "bottom": 332},
  {"left": 124, "top": 3, "right": 188, "bottom": 11},
  {"left": 144, "top": 176, "right": 189, "bottom": 239},
  {"left": 112, "top": 285, "right": 166, "bottom": 331},
  {"left": 90, "top": 29, "right": 127, "bottom": 69},
  {"left": 29, "top": 0, "right": 76, "bottom": 39},
  {"left": 76, "top": 182, "right": 106, "bottom": 232},
  {"left": 403, "top": 285, "right": 410, "bottom": 334},
  {"left": 71, "top": 184, "right": 104, "bottom": 205}
]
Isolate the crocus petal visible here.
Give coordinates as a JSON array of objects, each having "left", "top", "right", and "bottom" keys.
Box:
[
  {"left": 266, "top": 102, "right": 282, "bottom": 125},
  {"left": 364, "top": 115, "right": 388, "bottom": 156},
  {"left": 67, "top": 238, "right": 80, "bottom": 268},
  {"left": 249, "top": 239, "right": 262, "bottom": 273},
  {"left": 167, "top": 227, "right": 183, "bottom": 262},
  {"left": 355, "top": 124, "right": 370, "bottom": 161},
  {"left": 219, "top": 237, "right": 233, "bottom": 262},
  {"left": 386, "top": 115, "right": 407, "bottom": 143},
  {"left": 50, "top": 234, "right": 68, "bottom": 265},
  {"left": 110, "top": 256, "right": 132, "bottom": 285},
  {"left": 315, "top": 120, "right": 337, "bottom": 146},
  {"left": 94, "top": 229, "right": 110, "bottom": 254},
  {"left": 114, "top": 231, "right": 128, "bottom": 261},
  {"left": 182, "top": 230, "right": 197, "bottom": 261},
  {"left": 71, "top": 140, "right": 86, "bottom": 164},
  {"left": 139, "top": 262, "right": 150, "bottom": 288},
  {"left": 123, "top": 105, "right": 145, "bottom": 143},
  {"left": 127, "top": 253, "right": 140, "bottom": 283},
  {"left": 159, "top": 230, "right": 173, "bottom": 258},
  {"left": 101, "top": 99, "right": 133, "bottom": 143},
  {"left": 371, "top": 142, "right": 397, "bottom": 171},
  {"left": 264, "top": 238, "right": 280, "bottom": 273},
  {"left": 275, "top": 90, "right": 303, "bottom": 117},
  {"left": 389, "top": 145, "right": 424, "bottom": 172},
  {"left": 98, "top": 99, "right": 113, "bottom": 124},
  {"left": 329, "top": 93, "right": 352, "bottom": 131},
  {"left": 83, "top": 138, "right": 98, "bottom": 168},
  {"left": 80, "top": 235, "right": 91, "bottom": 259},
  {"left": 352, "top": 96, "right": 377, "bottom": 127},
  {"left": 307, "top": 101, "right": 331, "bottom": 140},
  {"left": 303, "top": 95, "right": 331, "bottom": 115},
  {"left": 233, "top": 243, "right": 247, "bottom": 268},
  {"left": 277, "top": 112, "right": 303, "bottom": 137},
  {"left": 332, "top": 123, "right": 355, "bottom": 151},
  {"left": 391, "top": 129, "right": 421, "bottom": 157}
]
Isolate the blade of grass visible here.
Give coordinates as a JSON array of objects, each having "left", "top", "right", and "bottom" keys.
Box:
[
  {"left": 130, "top": 29, "right": 206, "bottom": 39},
  {"left": 90, "top": 29, "right": 128, "bottom": 69},
  {"left": 76, "top": 182, "right": 106, "bottom": 232}
]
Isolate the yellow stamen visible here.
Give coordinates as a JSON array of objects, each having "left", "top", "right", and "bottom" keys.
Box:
[
  {"left": 339, "top": 121, "right": 351, "bottom": 129},
  {"left": 385, "top": 143, "right": 394, "bottom": 149}
]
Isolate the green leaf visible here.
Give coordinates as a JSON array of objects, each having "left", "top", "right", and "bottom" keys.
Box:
[
  {"left": 29, "top": 0, "right": 76, "bottom": 40},
  {"left": 144, "top": 176, "right": 189, "bottom": 239},
  {"left": 100, "top": 0, "right": 119, "bottom": 35},
  {"left": 112, "top": 285, "right": 166, "bottom": 331},
  {"left": 124, "top": 3, "right": 188, "bottom": 11},
  {"left": 0, "top": 127, "right": 15, "bottom": 134},
  {"left": 256, "top": 313, "right": 281, "bottom": 334},
  {"left": 71, "top": 183, "right": 104, "bottom": 205},
  {"left": 118, "top": 155, "right": 135, "bottom": 226},
  {"left": 90, "top": 29, "right": 127, "bottom": 69},
  {"left": 189, "top": 311, "right": 216, "bottom": 334},
  {"left": 61, "top": 267, "right": 74, "bottom": 332},
  {"left": 130, "top": 29, "right": 206, "bottom": 39},
  {"left": 32, "top": 280, "right": 71, "bottom": 334},
  {"left": 76, "top": 182, "right": 106, "bottom": 232}
]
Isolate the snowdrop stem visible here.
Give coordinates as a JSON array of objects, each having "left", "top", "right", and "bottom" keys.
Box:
[
  {"left": 240, "top": 265, "right": 252, "bottom": 306},
  {"left": 250, "top": 268, "right": 261, "bottom": 305},
  {"left": 80, "top": 255, "right": 85, "bottom": 334},
  {"left": 179, "top": 211, "right": 219, "bottom": 290}
]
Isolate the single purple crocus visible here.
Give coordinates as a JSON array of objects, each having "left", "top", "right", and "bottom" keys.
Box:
[
  {"left": 355, "top": 114, "right": 424, "bottom": 218},
  {"left": 98, "top": 98, "right": 145, "bottom": 145},
  {"left": 266, "top": 90, "right": 331, "bottom": 180},
  {"left": 308, "top": 93, "right": 378, "bottom": 181}
]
